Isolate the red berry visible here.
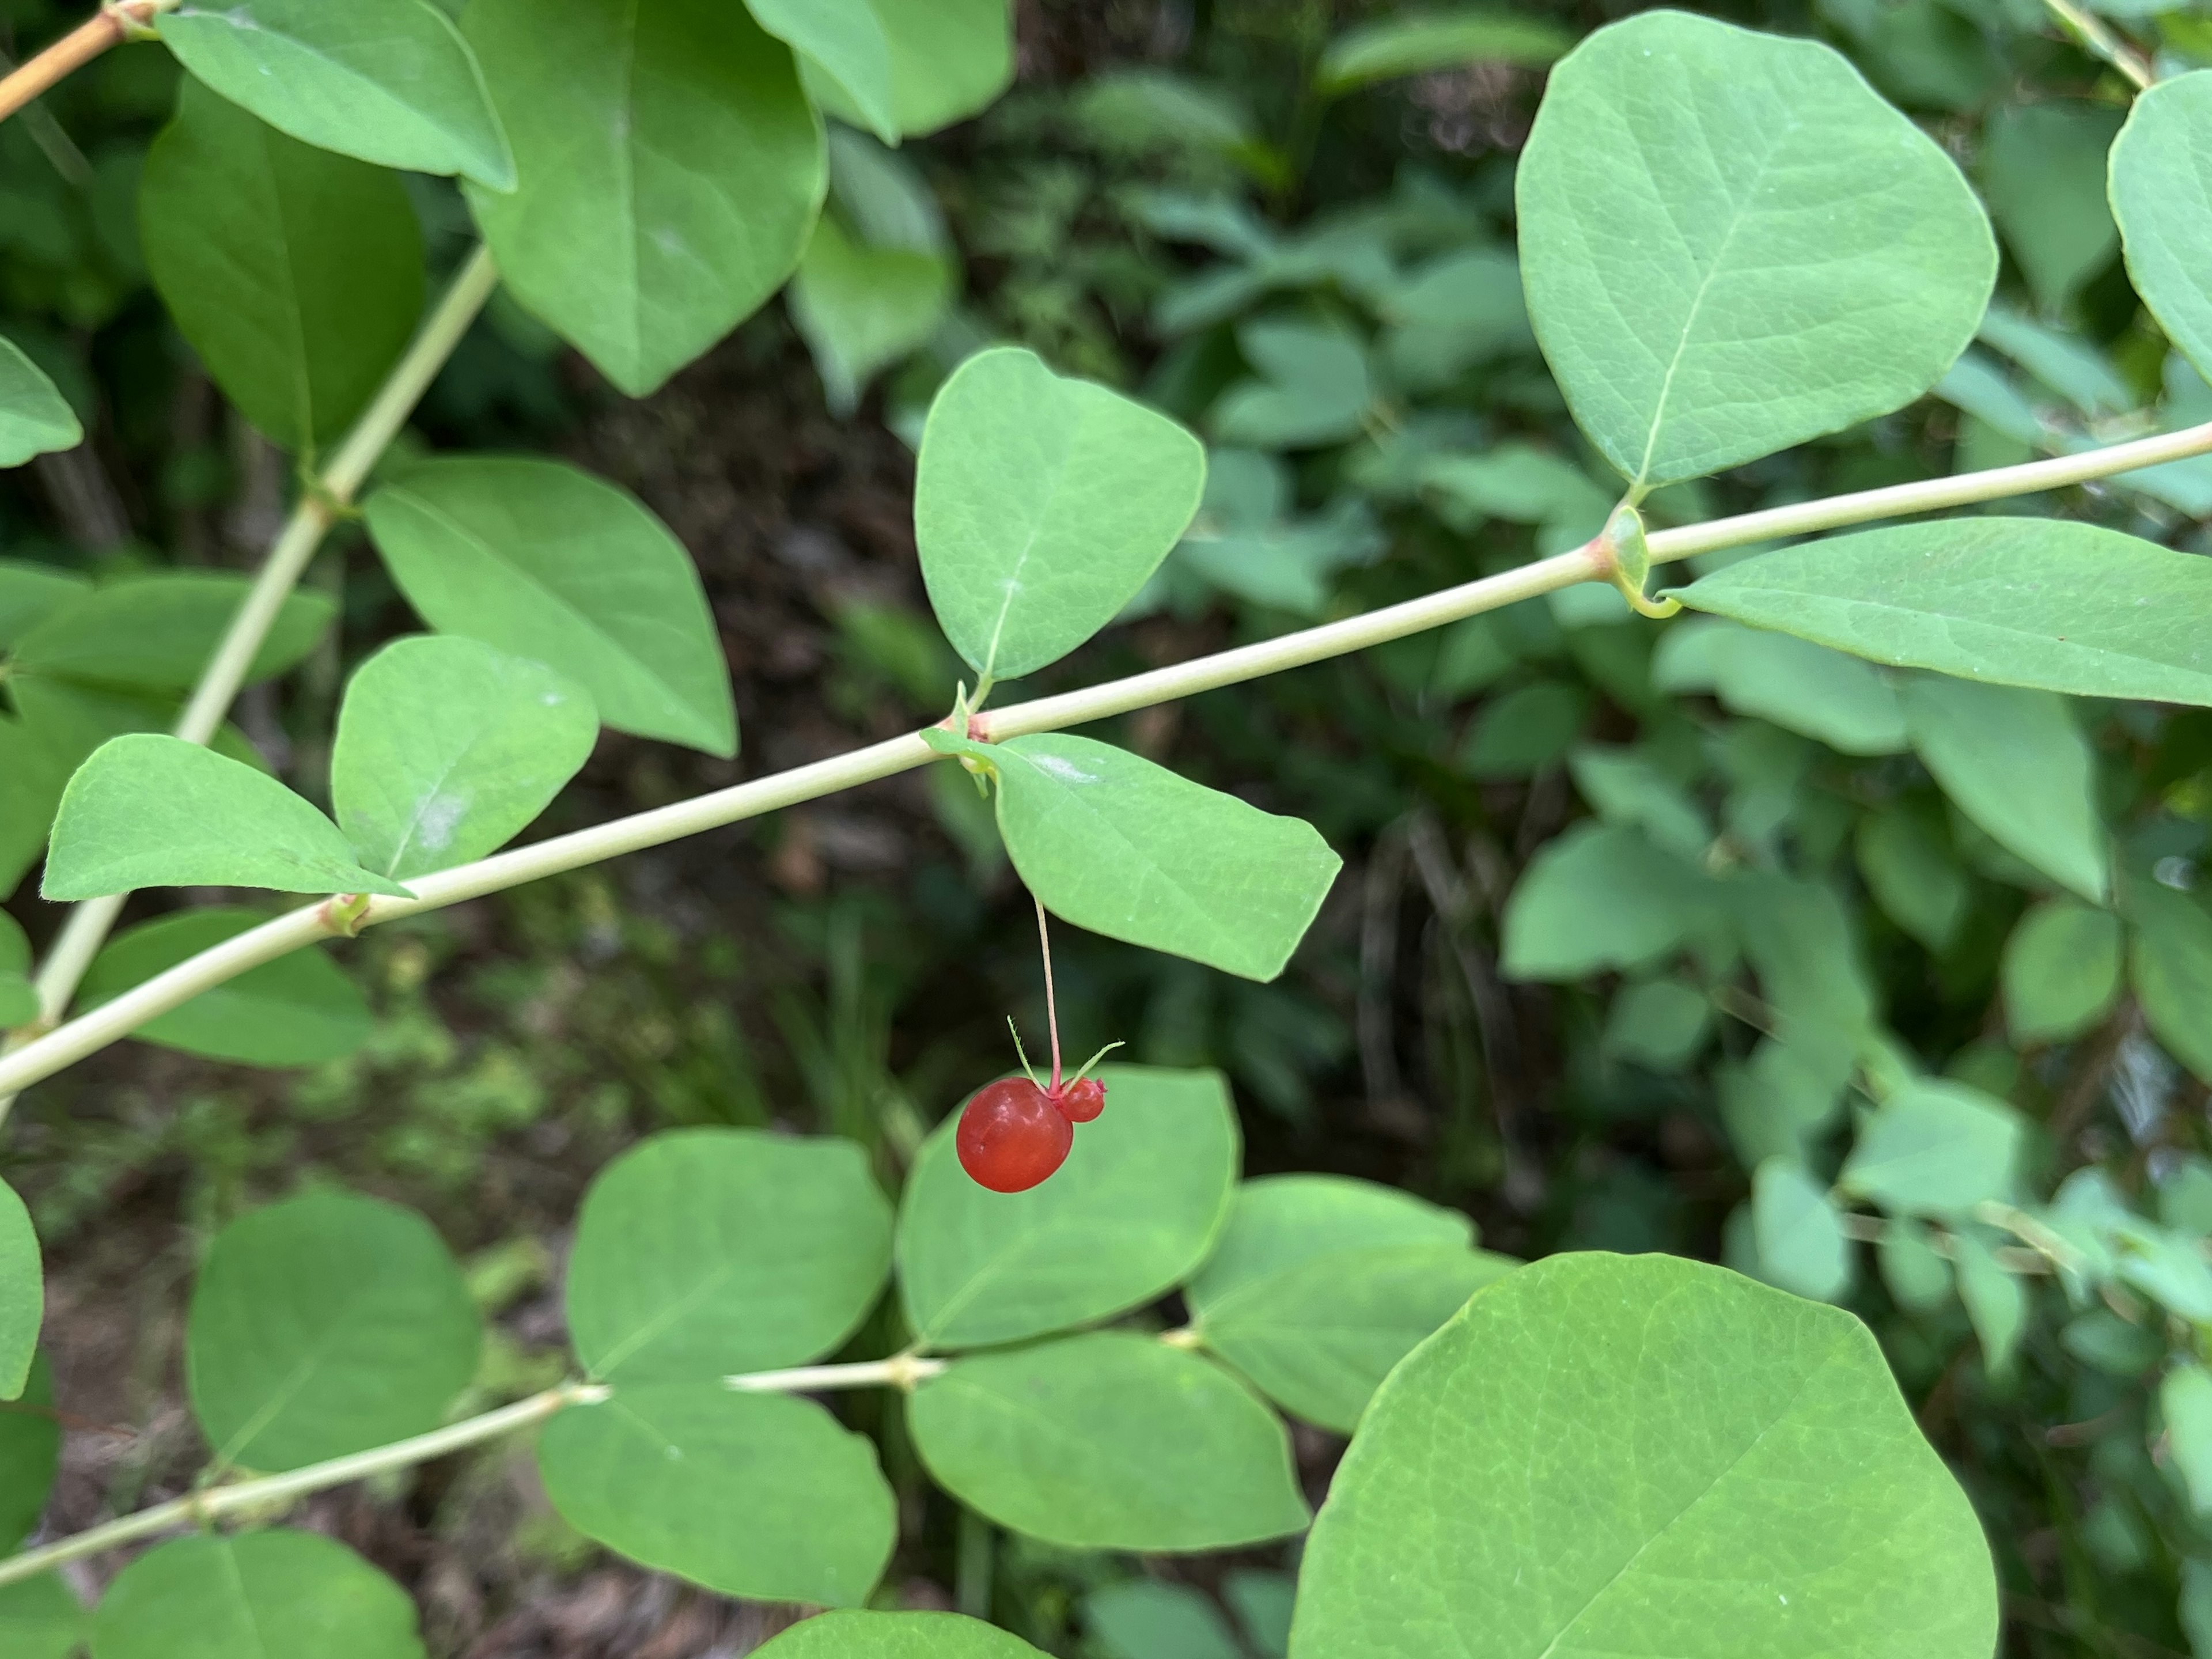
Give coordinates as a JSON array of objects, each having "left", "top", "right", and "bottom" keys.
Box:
[
  {"left": 1053, "top": 1075, "right": 1106, "bottom": 1123},
  {"left": 956, "top": 1078, "right": 1072, "bottom": 1192}
]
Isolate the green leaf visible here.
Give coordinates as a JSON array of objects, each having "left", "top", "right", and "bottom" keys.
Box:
[
  {"left": 463, "top": 0, "right": 824, "bottom": 397},
  {"left": 2111, "top": 72, "right": 2212, "bottom": 386},
  {"left": 1982, "top": 101, "right": 2122, "bottom": 315},
  {"left": 0, "top": 1180, "right": 37, "bottom": 1402},
  {"left": 1656, "top": 620, "right": 1908, "bottom": 756},
  {"left": 0, "top": 336, "right": 81, "bottom": 467},
  {"left": 76, "top": 907, "right": 373, "bottom": 1066},
  {"left": 331, "top": 635, "right": 597, "bottom": 881},
  {"left": 747, "top": 0, "right": 896, "bottom": 143},
  {"left": 2165, "top": 1363, "right": 2212, "bottom": 1516},
  {"left": 0, "top": 1353, "right": 58, "bottom": 1551},
  {"left": 1316, "top": 10, "right": 1571, "bottom": 94},
  {"left": 2002, "top": 898, "right": 2122, "bottom": 1043},
  {"left": 790, "top": 214, "right": 953, "bottom": 416},
  {"left": 1901, "top": 676, "right": 2107, "bottom": 903},
  {"left": 1950, "top": 1230, "right": 2026, "bottom": 1376},
  {"left": 1500, "top": 822, "right": 1707, "bottom": 980},
  {"left": 799, "top": 0, "right": 1013, "bottom": 139},
  {"left": 567, "top": 1128, "right": 891, "bottom": 1382},
  {"left": 1290, "top": 1252, "right": 1997, "bottom": 1659},
  {"left": 0, "top": 1573, "right": 85, "bottom": 1659},
  {"left": 1211, "top": 321, "right": 1372, "bottom": 449},
  {"left": 1673, "top": 519, "right": 2212, "bottom": 707},
  {"left": 1880, "top": 1217, "right": 1954, "bottom": 1313},
  {"left": 1839, "top": 1079, "right": 2025, "bottom": 1218},
  {"left": 1185, "top": 1175, "right": 1505, "bottom": 1432},
  {"left": 825, "top": 126, "right": 949, "bottom": 255},
  {"left": 141, "top": 78, "right": 424, "bottom": 450},
  {"left": 1603, "top": 978, "right": 1713, "bottom": 1070},
  {"left": 537, "top": 1381, "right": 893, "bottom": 1604},
  {"left": 898, "top": 1066, "right": 1236, "bottom": 1349},
  {"left": 7, "top": 571, "right": 334, "bottom": 694},
  {"left": 91, "top": 1530, "right": 423, "bottom": 1659},
  {"left": 362, "top": 458, "right": 735, "bottom": 756},
  {"left": 43, "top": 735, "right": 411, "bottom": 901},
  {"left": 0, "top": 559, "right": 90, "bottom": 645},
  {"left": 752, "top": 1611, "right": 1047, "bottom": 1658},
  {"left": 2130, "top": 879, "right": 2212, "bottom": 1085},
  {"left": 916, "top": 348, "right": 1205, "bottom": 681},
  {"left": 1086, "top": 1582, "right": 1243, "bottom": 1659},
  {"left": 1857, "top": 812, "right": 1967, "bottom": 953},
  {"left": 1751, "top": 1158, "right": 1853, "bottom": 1302},
  {"left": 159, "top": 0, "right": 514, "bottom": 188},
  {"left": 1515, "top": 10, "right": 1993, "bottom": 489},
  {"left": 0, "top": 909, "right": 33, "bottom": 1028},
  {"left": 908, "top": 1333, "right": 1309, "bottom": 1551},
  {"left": 982, "top": 734, "right": 1339, "bottom": 981},
  {"left": 187, "top": 1189, "right": 480, "bottom": 1470}
]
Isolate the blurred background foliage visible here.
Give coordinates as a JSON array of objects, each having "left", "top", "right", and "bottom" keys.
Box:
[{"left": 9, "top": 0, "right": 2212, "bottom": 1654}]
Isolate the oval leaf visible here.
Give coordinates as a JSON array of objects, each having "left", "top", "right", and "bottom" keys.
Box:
[
  {"left": 42, "top": 735, "right": 410, "bottom": 902},
  {"left": 92, "top": 1530, "right": 423, "bottom": 1659},
  {"left": 1838, "top": 1079, "right": 2026, "bottom": 1218},
  {"left": 0, "top": 337, "right": 81, "bottom": 468},
  {"left": 1673, "top": 519, "right": 2212, "bottom": 706},
  {"left": 753, "top": 1612, "right": 1047, "bottom": 1658},
  {"left": 2111, "top": 71, "right": 2212, "bottom": 385},
  {"left": 1900, "top": 675, "right": 2107, "bottom": 903},
  {"left": 2129, "top": 878, "right": 2212, "bottom": 1086},
  {"left": 791, "top": 215, "right": 953, "bottom": 417},
  {"left": 1516, "top": 10, "right": 1993, "bottom": 488},
  {"left": 537, "top": 1382, "right": 893, "bottom": 1605},
  {"left": 800, "top": 0, "right": 1013, "bottom": 139},
  {"left": 2001, "top": 898, "right": 2122, "bottom": 1043},
  {"left": 984, "top": 734, "right": 1340, "bottom": 982},
  {"left": 748, "top": 0, "right": 897, "bottom": 143},
  {"left": 463, "top": 0, "right": 824, "bottom": 397},
  {"left": 916, "top": 348, "right": 1206, "bottom": 681},
  {"left": 898, "top": 1066, "right": 1237, "bottom": 1350},
  {"left": 0, "top": 1572, "right": 85, "bottom": 1659},
  {"left": 141, "top": 78, "right": 425, "bottom": 450},
  {"left": 7, "top": 571, "right": 333, "bottom": 694},
  {"left": 0, "top": 1181, "right": 37, "bottom": 1403},
  {"left": 908, "top": 1332, "right": 1309, "bottom": 1552},
  {"left": 1750, "top": 1158, "right": 1853, "bottom": 1302},
  {"left": 1317, "top": 11, "right": 1571, "bottom": 93},
  {"left": 0, "top": 1354, "right": 59, "bottom": 1551},
  {"left": 160, "top": 0, "right": 514, "bottom": 189},
  {"left": 1290, "top": 1252, "right": 1997, "bottom": 1659},
  {"left": 567, "top": 1128, "right": 892, "bottom": 1382},
  {"left": 76, "top": 907, "right": 373, "bottom": 1067},
  {"left": 187, "top": 1189, "right": 481, "bottom": 1470},
  {"left": 363, "top": 458, "right": 735, "bottom": 756},
  {"left": 332, "top": 635, "right": 598, "bottom": 881},
  {"left": 0, "top": 911, "right": 32, "bottom": 1028}
]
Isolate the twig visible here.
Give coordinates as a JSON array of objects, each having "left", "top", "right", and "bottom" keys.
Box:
[
  {"left": 0, "top": 1, "right": 173, "bottom": 126},
  {"left": 2041, "top": 0, "right": 2156, "bottom": 91},
  {"left": 7, "top": 415, "right": 2212, "bottom": 1101}
]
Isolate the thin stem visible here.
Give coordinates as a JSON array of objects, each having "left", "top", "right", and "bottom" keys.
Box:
[
  {"left": 3, "top": 411, "right": 2212, "bottom": 1101},
  {"left": 2041, "top": 0, "right": 2155, "bottom": 90},
  {"left": 0, "top": 0, "right": 173, "bottom": 126},
  {"left": 0, "top": 247, "right": 499, "bottom": 1126},
  {"left": 1036, "top": 897, "right": 1062, "bottom": 1090},
  {"left": 0, "top": 1382, "right": 601, "bottom": 1589},
  {"left": 725, "top": 1355, "right": 948, "bottom": 1393}
]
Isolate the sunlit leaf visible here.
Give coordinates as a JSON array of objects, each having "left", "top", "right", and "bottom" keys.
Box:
[
  {"left": 91, "top": 1530, "right": 423, "bottom": 1659},
  {"left": 0, "top": 337, "right": 81, "bottom": 467}
]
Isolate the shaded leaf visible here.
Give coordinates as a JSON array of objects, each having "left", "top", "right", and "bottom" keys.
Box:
[
  {"left": 1751, "top": 1158, "right": 1852, "bottom": 1302},
  {"left": 0, "top": 1181, "right": 35, "bottom": 1401},
  {"left": 2130, "top": 878, "right": 2212, "bottom": 1085},
  {"left": 1857, "top": 812, "right": 1967, "bottom": 953},
  {"left": 188, "top": 1190, "right": 480, "bottom": 1469},
  {"left": 978, "top": 734, "right": 1339, "bottom": 982},
  {"left": 567, "top": 1128, "right": 892, "bottom": 1381},
  {"left": 1839, "top": 1080, "right": 2025, "bottom": 1218},
  {"left": 0, "top": 336, "right": 81, "bottom": 467},
  {"left": 464, "top": 0, "right": 824, "bottom": 397},
  {"left": 0, "top": 1573, "right": 85, "bottom": 1659},
  {"left": 160, "top": 0, "right": 513, "bottom": 188},
  {"left": 1211, "top": 320, "right": 1371, "bottom": 449},
  {"left": 1982, "top": 101, "right": 2122, "bottom": 315},
  {"left": 909, "top": 1332, "right": 1309, "bottom": 1551},
  {"left": 916, "top": 348, "right": 1205, "bottom": 681},
  {"left": 77, "top": 907, "right": 373, "bottom": 1066},
  {"left": 798, "top": 0, "right": 1012, "bottom": 139},
  {"left": 2001, "top": 899, "right": 2122, "bottom": 1043},
  {"left": 1950, "top": 1230, "right": 2026, "bottom": 1376},
  {"left": 7, "top": 571, "right": 333, "bottom": 694},
  {"left": 1317, "top": 10, "right": 1571, "bottom": 93},
  {"left": 91, "top": 1530, "right": 423, "bottom": 1659},
  {"left": 748, "top": 0, "right": 896, "bottom": 143},
  {"left": 0, "top": 1353, "right": 57, "bottom": 1550},
  {"left": 2111, "top": 71, "right": 2212, "bottom": 385},
  {"left": 1675, "top": 518, "right": 2212, "bottom": 707},
  {"left": 363, "top": 458, "right": 734, "bottom": 756},
  {"left": 332, "top": 635, "right": 598, "bottom": 880},
  {"left": 899, "top": 1066, "right": 1236, "bottom": 1349},
  {"left": 752, "top": 1611, "right": 1046, "bottom": 1658},
  {"left": 790, "top": 214, "right": 953, "bottom": 416},
  {"left": 141, "top": 78, "right": 423, "bottom": 449},
  {"left": 537, "top": 1381, "right": 893, "bottom": 1605},
  {"left": 43, "top": 735, "right": 410, "bottom": 901},
  {"left": 1516, "top": 10, "right": 1992, "bottom": 488},
  {"left": 1500, "top": 822, "right": 1708, "bottom": 980}
]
